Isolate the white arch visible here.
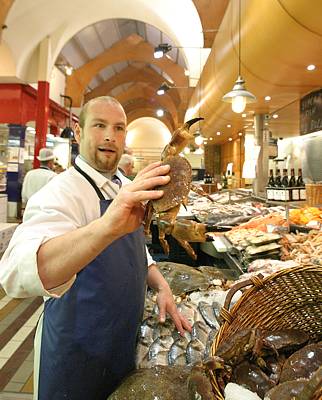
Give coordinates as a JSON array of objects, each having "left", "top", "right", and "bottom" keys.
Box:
[
  {"left": 4, "top": 0, "right": 204, "bottom": 83},
  {"left": 126, "top": 117, "right": 171, "bottom": 149}
]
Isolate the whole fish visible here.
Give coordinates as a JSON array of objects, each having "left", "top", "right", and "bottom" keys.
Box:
[
  {"left": 168, "top": 336, "right": 189, "bottom": 366},
  {"left": 212, "top": 301, "right": 223, "bottom": 326},
  {"left": 186, "top": 338, "right": 205, "bottom": 365},
  {"left": 140, "top": 316, "right": 156, "bottom": 343},
  {"left": 191, "top": 320, "right": 211, "bottom": 345},
  {"left": 198, "top": 301, "right": 220, "bottom": 329},
  {"left": 148, "top": 335, "right": 174, "bottom": 367}
]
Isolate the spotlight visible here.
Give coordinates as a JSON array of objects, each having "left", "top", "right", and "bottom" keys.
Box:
[
  {"left": 194, "top": 135, "right": 204, "bottom": 146},
  {"left": 55, "top": 63, "right": 73, "bottom": 76},
  {"left": 157, "top": 82, "right": 171, "bottom": 95},
  {"left": 65, "top": 66, "right": 73, "bottom": 76},
  {"left": 154, "top": 43, "right": 172, "bottom": 59},
  {"left": 156, "top": 109, "right": 164, "bottom": 117}
]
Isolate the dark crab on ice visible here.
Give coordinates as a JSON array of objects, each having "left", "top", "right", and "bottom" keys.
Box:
[{"left": 144, "top": 117, "right": 212, "bottom": 260}]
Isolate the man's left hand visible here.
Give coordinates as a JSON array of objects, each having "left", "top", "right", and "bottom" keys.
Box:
[{"left": 155, "top": 284, "right": 192, "bottom": 336}]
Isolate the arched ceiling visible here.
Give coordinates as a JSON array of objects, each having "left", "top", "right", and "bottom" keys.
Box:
[
  {"left": 2, "top": 0, "right": 320, "bottom": 146},
  {"left": 187, "top": 0, "right": 322, "bottom": 144},
  {"left": 1, "top": 0, "right": 224, "bottom": 130},
  {"left": 84, "top": 65, "right": 181, "bottom": 108}
]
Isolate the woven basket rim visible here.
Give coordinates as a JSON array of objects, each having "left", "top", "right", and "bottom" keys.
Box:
[{"left": 210, "top": 264, "right": 322, "bottom": 400}]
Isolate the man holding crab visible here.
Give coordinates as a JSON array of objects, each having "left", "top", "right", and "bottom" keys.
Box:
[{"left": 0, "top": 96, "right": 191, "bottom": 400}]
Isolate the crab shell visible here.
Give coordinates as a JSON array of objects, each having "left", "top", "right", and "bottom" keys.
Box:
[{"left": 152, "top": 155, "right": 191, "bottom": 213}]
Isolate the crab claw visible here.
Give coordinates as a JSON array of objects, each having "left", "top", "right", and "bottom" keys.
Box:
[
  {"left": 184, "top": 117, "right": 204, "bottom": 130},
  {"left": 162, "top": 117, "right": 205, "bottom": 159}
]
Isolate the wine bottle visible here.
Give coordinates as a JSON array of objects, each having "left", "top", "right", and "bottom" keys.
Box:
[
  {"left": 274, "top": 169, "right": 282, "bottom": 200},
  {"left": 268, "top": 169, "right": 275, "bottom": 187},
  {"left": 281, "top": 169, "right": 290, "bottom": 201},
  {"left": 275, "top": 169, "right": 282, "bottom": 187},
  {"left": 288, "top": 168, "right": 296, "bottom": 187},
  {"left": 266, "top": 169, "right": 275, "bottom": 200},
  {"left": 297, "top": 168, "right": 306, "bottom": 200},
  {"left": 281, "top": 169, "right": 289, "bottom": 186},
  {"left": 222, "top": 172, "right": 228, "bottom": 189},
  {"left": 296, "top": 168, "right": 304, "bottom": 186},
  {"left": 288, "top": 168, "right": 299, "bottom": 201}
]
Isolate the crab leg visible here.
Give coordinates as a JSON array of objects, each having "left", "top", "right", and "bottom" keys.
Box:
[
  {"left": 191, "top": 183, "right": 215, "bottom": 202},
  {"left": 144, "top": 202, "right": 154, "bottom": 235},
  {"left": 172, "top": 237, "right": 197, "bottom": 260},
  {"left": 159, "top": 230, "right": 170, "bottom": 256}
]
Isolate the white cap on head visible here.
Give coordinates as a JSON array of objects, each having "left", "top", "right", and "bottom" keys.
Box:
[{"left": 36, "top": 148, "right": 55, "bottom": 161}]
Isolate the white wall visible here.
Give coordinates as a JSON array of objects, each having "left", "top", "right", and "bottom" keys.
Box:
[
  {"left": 49, "top": 66, "right": 66, "bottom": 104},
  {"left": 126, "top": 117, "right": 172, "bottom": 171}
]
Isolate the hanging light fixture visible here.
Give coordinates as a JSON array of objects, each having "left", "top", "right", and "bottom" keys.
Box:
[
  {"left": 154, "top": 43, "right": 172, "bottom": 59},
  {"left": 222, "top": 0, "right": 256, "bottom": 113},
  {"left": 157, "top": 82, "right": 171, "bottom": 95},
  {"left": 194, "top": 131, "right": 204, "bottom": 146},
  {"left": 194, "top": 48, "right": 205, "bottom": 145}
]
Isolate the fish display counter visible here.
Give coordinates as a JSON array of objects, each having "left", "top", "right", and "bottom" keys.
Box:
[{"left": 108, "top": 261, "right": 322, "bottom": 400}]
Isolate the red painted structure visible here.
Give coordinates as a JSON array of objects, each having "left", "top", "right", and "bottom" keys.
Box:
[
  {"left": 0, "top": 83, "right": 78, "bottom": 166},
  {"left": 35, "top": 81, "right": 50, "bottom": 168}
]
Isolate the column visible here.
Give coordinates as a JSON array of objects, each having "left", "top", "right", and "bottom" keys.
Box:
[
  {"left": 34, "top": 36, "right": 52, "bottom": 168},
  {"left": 253, "top": 114, "right": 269, "bottom": 196}
]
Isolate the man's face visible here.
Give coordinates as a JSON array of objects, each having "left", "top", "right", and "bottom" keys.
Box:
[{"left": 75, "top": 100, "right": 127, "bottom": 173}]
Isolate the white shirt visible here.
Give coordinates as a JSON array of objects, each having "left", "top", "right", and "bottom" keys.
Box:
[
  {"left": 0, "top": 156, "right": 155, "bottom": 298},
  {"left": 21, "top": 167, "right": 57, "bottom": 203}
]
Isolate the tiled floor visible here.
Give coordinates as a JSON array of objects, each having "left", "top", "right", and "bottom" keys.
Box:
[{"left": 0, "top": 288, "right": 42, "bottom": 398}]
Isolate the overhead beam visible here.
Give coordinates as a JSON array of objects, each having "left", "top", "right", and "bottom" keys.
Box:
[
  {"left": 65, "top": 33, "right": 188, "bottom": 107},
  {"left": 123, "top": 98, "right": 175, "bottom": 130},
  {"left": 115, "top": 82, "right": 178, "bottom": 127},
  {"left": 84, "top": 65, "right": 181, "bottom": 107},
  {"left": 127, "top": 108, "right": 173, "bottom": 131}
]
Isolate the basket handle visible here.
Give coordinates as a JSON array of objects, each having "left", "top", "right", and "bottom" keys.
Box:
[{"left": 223, "top": 274, "right": 264, "bottom": 311}]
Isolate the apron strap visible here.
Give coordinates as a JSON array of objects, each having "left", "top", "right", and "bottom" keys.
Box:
[{"left": 74, "top": 163, "right": 105, "bottom": 200}]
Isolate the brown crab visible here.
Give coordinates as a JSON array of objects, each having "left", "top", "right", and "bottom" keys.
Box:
[
  {"left": 144, "top": 117, "right": 211, "bottom": 260},
  {"left": 215, "top": 328, "right": 310, "bottom": 368}
]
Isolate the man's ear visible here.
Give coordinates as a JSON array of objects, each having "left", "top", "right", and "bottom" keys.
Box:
[{"left": 74, "top": 123, "right": 81, "bottom": 144}]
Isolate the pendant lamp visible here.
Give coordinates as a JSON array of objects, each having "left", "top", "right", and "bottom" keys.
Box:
[{"left": 222, "top": 0, "right": 256, "bottom": 113}]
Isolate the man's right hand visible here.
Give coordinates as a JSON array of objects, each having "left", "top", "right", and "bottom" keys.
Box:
[{"left": 101, "top": 162, "right": 170, "bottom": 239}]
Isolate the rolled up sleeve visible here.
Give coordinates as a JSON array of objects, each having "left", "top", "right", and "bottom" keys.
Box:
[{"left": 0, "top": 235, "right": 76, "bottom": 298}]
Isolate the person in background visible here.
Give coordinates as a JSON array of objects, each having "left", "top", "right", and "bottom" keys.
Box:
[
  {"left": 118, "top": 153, "right": 135, "bottom": 178},
  {"left": 53, "top": 160, "right": 65, "bottom": 174},
  {"left": 21, "top": 148, "right": 56, "bottom": 204},
  {"left": 124, "top": 146, "right": 133, "bottom": 155},
  {"left": 0, "top": 96, "right": 191, "bottom": 400}
]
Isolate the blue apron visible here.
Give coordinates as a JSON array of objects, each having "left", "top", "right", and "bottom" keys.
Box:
[{"left": 38, "top": 166, "right": 148, "bottom": 400}]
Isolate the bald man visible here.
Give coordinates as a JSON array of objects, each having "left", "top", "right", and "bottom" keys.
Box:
[{"left": 118, "top": 153, "right": 135, "bottom": 177}]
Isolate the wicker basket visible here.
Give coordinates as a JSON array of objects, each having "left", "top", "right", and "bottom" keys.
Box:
[
  {"left": 306, "top": 183, "right": 322, "bottom": 206},
  {"left": 210, "top": 264, "right": 322, "bottom": 400}
]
